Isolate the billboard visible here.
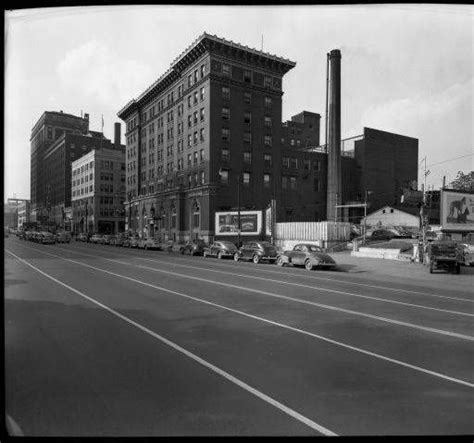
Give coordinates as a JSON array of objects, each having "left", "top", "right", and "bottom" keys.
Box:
[
  {"left": 215, "top": 211, "right": 262, "bottom": 236},
  {"left": 440, "top": 190, "right": 474, "bottom": 232}
]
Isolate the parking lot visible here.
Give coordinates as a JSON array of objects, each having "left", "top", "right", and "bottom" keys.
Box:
[{"left": 4, "top": 235, "right": 474, "bottom": 436}]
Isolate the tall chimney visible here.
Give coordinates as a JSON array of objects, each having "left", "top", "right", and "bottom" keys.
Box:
[
  {"left": 326, "top": 49, "right": 342, "bottom": 221},
  {"left": 114, "top": 122, "right": 121, "bottom": 148}
]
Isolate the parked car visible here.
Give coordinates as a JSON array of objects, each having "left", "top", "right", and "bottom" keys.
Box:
[
  {"left": 424, "top": 241, "right": 463, "bottom": 274},
  {"left": 180, "top": 240, "right": 206, "bottom": 256},
  {"left": 458, "top": 243, "right": 474, "bottom": 267},
  {"left": 277, "top": 243, "right": 336, "bottom": 271},
  {"left": 38, "top": 231, "right": 56, "bottom": 244},
  {"left": 203, "top": 241, "right": 238, "bottom": 259},
  {"left": 89, "top": 233, "right": 103, "bottom": 244},
  {"left": 101, "top": 234, "right": 114, "bottom": 245},
  {"left": 113, "top": 233, "right": 126, "bottom": 247},
  {"left": 138, "top": 237, "right": 162, "bottom": 250},
  {"left": 76, "top": 232, "right": 88, "bottom": 242},
  {"left": 234, "top": 241, "right": 278, "bottom": 264},
  {"left": 129, "top": 234, "right": 140, "bottom": 248},
  {"left": 56, "top": 231, "right": 71, "bottom": 243},
  {"left": 369, "top": 229, "right": 396, "bottom": 241}
]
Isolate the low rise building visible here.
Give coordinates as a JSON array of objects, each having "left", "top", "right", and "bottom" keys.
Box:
[{"left": 71, "top": 147, "right": 126, "bottom": 234}]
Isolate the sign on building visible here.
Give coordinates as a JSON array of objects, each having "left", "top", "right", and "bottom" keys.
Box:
[
  {"left": 215, "top": 211, "right": 262, "bottom": 236},
  {"left": 440, "top": 190, "right": 474, "bottom": 232}
]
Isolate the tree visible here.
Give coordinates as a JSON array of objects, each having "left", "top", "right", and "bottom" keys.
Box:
[{"left": 447, "top": 171, "right": 474, "bottom": 192}]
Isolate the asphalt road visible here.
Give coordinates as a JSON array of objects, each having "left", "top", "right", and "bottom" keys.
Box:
[{"left": 4, "top": 236, "right": 474, "bottom": 436}]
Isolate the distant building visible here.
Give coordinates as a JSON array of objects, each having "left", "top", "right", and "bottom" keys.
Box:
[
  {"left": 17, "top": 201, "right": 31, "bottom": 228},
  {"left": 30, "top": 110, "right": 125, "bottom": 229},
  {"left": 3, "top": 201, "right": 18, "bottom": 229},
  {"left": 361, "top": 205, "right": 420, "bottom": 228},
  {"left": 71, "top": 146, "right": 126, "bottom": 234}
]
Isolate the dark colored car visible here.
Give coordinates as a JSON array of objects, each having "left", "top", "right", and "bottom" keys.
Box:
[
  {"left": 277, "top": 243, "right": 336, "bottom": 271},
  {"left": 102, "top": 234, "right": 114, "bottom": 245},
  {"left": 38, "top": 231, "right": 56, "bottom": 244},
  {"left": 113, "top": 233, "right": 126, "bottom": 247},
  {"left": 203, "top": 241, "right": 238, "bottom": 259},
  {"left": 56, "top": 231, "right": 71, "bottom": 243},
  {"left": 425, "top": 241, "right": 463, "bottom": 274},
  {"left": 234, "top": 241, "right": 278, "bottom": 264},
  {"left": 370, "top": 229, "right": 396, "bottom": 241},
  {"left": 180, "top": 240, "right": 206, "bottom": 256},
  {"left": 76, "top": 232, "right": 88, "bottom": 242},
  {"left": 129, "top": 234, "right": 140, "bottom": 248}
]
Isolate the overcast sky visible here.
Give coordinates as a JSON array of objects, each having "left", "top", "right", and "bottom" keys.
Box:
[{"left": 4, "top": 4, "right": 473, "bottom": 200}]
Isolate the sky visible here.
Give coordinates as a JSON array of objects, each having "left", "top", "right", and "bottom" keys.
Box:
[{"left": 4, "top": 4, "right": 473, "bottom": 201}]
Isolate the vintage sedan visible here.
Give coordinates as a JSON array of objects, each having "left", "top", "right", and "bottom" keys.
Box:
[
  {"left": 56, "top": 231, "right": 71, "bottom": 243},
  {"left": 129, "top": 234, "right": 140, "bottom": 248},
  {"left": 203, "top": 241, "right": 238, "bottom": 259},
  {"left": 89, "top": 234, "right": 103, "bottom": 244},
  {"left": 76, "top": 233, "right": 88, "bottom": 242},
  {"left": 180, "top": 240, "right": 206, "bottom": 256},
  {"left": 277, "top": 243, "right": 336, "bottom": 271},
  {"left": 234, "top": 241, "right": 278, "bottom": 264},
  {"left": 138, "top": 237, "right": 162, "bottom": 250},
  {"left": 113, "top": 233, "right": 126, "bottom": 247},
  {"left": 459, "top": 243, "right": 474, "bottom": 266},
  {"left": 38, "top": 231, "right": 56, "bottom": 245}
]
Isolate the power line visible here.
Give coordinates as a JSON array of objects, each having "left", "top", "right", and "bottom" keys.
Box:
[{"left": 418, "top": 154, "right": 473, "bottom": 170}]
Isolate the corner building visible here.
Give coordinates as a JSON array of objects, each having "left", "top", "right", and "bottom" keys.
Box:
[{"left": 118, "top": 33, "right": 295, "bottom": 242}]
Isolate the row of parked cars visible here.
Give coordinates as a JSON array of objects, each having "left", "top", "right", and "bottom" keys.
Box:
[
  {"left": 17, "top": 230, "right": 71, "bottom": 244},
  {"left": 76, "top": 232, "right": 162, "bottom": 250}
]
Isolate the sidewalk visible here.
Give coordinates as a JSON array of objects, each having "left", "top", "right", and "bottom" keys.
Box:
[{"left": 330, "top": 250, "right": 474, "bottom": 293}]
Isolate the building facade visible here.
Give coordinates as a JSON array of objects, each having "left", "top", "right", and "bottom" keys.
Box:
[
  {"left": 118, "top": 33, "right": 296, "bottom": 242},
  {"left": 118, "top": 33, "right": 419, "bottom": 242},
  {"left": 30, "top": 111, "right": 90, "bottom": 222},
  {"left": 71, "top": 147, "right": 126, "bottom": 234}
]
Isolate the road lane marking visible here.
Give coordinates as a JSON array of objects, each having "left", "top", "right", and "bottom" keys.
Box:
[
  {"left": 7, "top": 246, "right": 474, "bottom": 388},
  {"left": 5, "top": 249, "right": 336, "bottom": 436},
  {"left": 69, "top": 242, "right": 474, "bottom": 303}
]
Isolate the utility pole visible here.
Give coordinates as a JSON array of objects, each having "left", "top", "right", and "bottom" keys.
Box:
[
  {"left": 420, "top": 156, "right": 430, "bottom": 263},
  {"left": 237, "top": 172, "right": 241, "bottom": 247}
]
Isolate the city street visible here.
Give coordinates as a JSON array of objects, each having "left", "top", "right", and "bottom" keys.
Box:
[{"left": 4, "top": 236, "right": 474, "bottom": 436}]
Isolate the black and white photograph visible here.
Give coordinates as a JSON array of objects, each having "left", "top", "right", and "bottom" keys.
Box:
[{"left": 3, "top": 3, "right": 474, "bottom": 437}]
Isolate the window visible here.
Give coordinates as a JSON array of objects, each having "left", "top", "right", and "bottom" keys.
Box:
[
  {"left": 290, "top": 176, "right": 297, "bottom": 190},
  {"left": 200, "top": 128, "right": 204, "bottom": 142},
  {"left": 188, "top": 134, "right": 192, "bottom": 147},
  {"left": 282, "top": 176, "right": 288, "bottom": 189},
  {"left": 244, "top": 112, "right": 252, "bottom": 124},
  {"left": 290, "top": 138, "right": 295, "bottom": 146},
  {"left": 188, "top": 95, "right": 192, "bottom": 108},
  {"left": 194, "top": 69, "right": 198, "bottom": 83},
  {"left": 222, "top": 64, "right": 230, "bottom": 77},
  {"left": 187, "top": 154, "right": 192, "bottom": 166},
  {"left": 264, "top": 76, "right": 272, "bottom": 87},
  {"left": 193, "top": 131, "right": 198, "bottom": 144},
  {"left": 200, "top": 108, "right": 205, "bottom": 121},
  {"left": 291, "top": 158, "right": 298, "bottom": 169},
  {"left": 243, "top": 70, "right": 251, "bottom": 83},
  {"left": 313, "top": 178, "right": 321, "bottom": 192},
  {"left": 188, "top": 115, "right": 192, "bottom": 128},
  {"left": 219, "top": 169, "right": 229, "bottom": 184},
  {"left": 264, "top": 135, "right": 272, "bottom": 146},
  {"left": 242, "top": 172, "right": 250, "bottom": 186},
  {"left": 282, "top": 157, "right": 290, "bottom": 168},
  {"left": 193, "top": 152, "right": 198, "bottom": 165},
  {"left": 243, "top": 132, "right": 252, "bottom": 144},
  {"left": 200, "top": 149, "right": 205, "bottom": 162},
  {"left": 222, "top": 86, "right": 230, "bottom": 100},
  {"left": 200, "top": 87, "right": 205, "bottom": 101},
  {"left": 264, "top": 173, "right": 271, "bottom": 188},
  {"left": 200, "top": 64, "right": 206, "bottom": 78},
  {"left": 313, "top": 160, "right": 321, "bottom": 171},
  {"left": 194, "top": 91, "right": 198, "bottom": 104},
  {"left": 222, "top": 107, "right": 230, "bottom": 120},
  {"left": 222, "top": 128, "right": 230, "bottom": 141},
  {"left": 188, "top": 75, "right": 192, "bottom": 87},
  {"left": 244, "top": 92, "right": 251, "bottom": 104},
  {"left": 193, "top": 111, "right": 198, "bottom": 125},
  {"left": 200, "top": 171, "right": 205, "bottom": 185},
  {"left": 264, "top": 96, "right": 272, "bottom": 108},
  {"left": 264, "top": 116, "right": 272, "bottom": 127},
  {"left": 243, "top": 152, "right": 252, "bottom": 164},
  {"left": 221, "top": 148, "right": 230, "bottom": 162},
  {"left": 193, "top": 206, "right": 200, "bottom": 227},
  {"left": 264, "top": 154, "right": 272, "bottom": 166}
]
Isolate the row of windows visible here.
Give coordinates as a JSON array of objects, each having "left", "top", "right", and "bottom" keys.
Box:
[
  {"left": 282, "top": 157, "right": 322, "bottom": 171},
  {"left": 221, "top": 87, "right": 272, "bottom": 108},
  {"left": 221, "top": 128, "right": 272, "bottom": 146},
  {"left": 72, "top": 161, "right": 94, "bottom": 176},
  {"left": 72, "top": 185, "right": 93, "bottom": 196},
  {"left": 221, "top": 108, "right": 272, "bottom": 126},
  {"left": 72, "top": 174, "right": 93, "bottom": 187},
  {"left": 214, "top": 61, "right": 280, "bottom": 90}
]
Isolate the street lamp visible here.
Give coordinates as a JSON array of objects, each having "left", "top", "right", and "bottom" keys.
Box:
[
  {"left": 85, "top": 199, "right": 88, "bottom": 234},
  {"left": 237, "top": 172, "right": 241, "bottom": 247}
]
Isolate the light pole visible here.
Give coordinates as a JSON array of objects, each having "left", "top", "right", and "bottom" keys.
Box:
[
  {"left": 237, "top": 172, "right": 241, "bottom": 247},
  {"left": 85, "top": 199, "right": 88, "bottom": 234}
]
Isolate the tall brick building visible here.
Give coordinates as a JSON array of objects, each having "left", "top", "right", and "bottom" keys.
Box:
[{"left": 118, "top": 33, "right": 418, "bottom": 242}]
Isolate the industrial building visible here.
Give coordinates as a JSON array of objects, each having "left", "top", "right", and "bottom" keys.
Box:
[{"left": 117, "top": 33, "right": 419, "bottom": 242}]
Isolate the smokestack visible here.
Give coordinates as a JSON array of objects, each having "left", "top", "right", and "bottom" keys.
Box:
[
  {"left": 114, "top": 122, "right": 121, "bottom": 148},
  {"left": 326, "top": 49, "right": 342, "bottom": 221}
]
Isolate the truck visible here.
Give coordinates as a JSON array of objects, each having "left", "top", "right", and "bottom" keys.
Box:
[{"left": 424, "top": 241, "right": 463, "bottom": 274}]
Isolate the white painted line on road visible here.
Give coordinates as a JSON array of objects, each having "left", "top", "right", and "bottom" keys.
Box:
[
  {"left": 67, "top": 243, "right": 474, "bottom": 304},
  {"left": 5, "top": 248, "right": 336, "bottom": 436},
  {"left": 47, "top": 245, "right": 474, "bottom": 336},
  {"left": 8, "top": 245, "right": 474, "bottom": 389}
]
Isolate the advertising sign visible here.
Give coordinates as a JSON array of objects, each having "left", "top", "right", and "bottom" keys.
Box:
[
  {"left": 215, "top": 211, "right": 262, "bottom": 236},
  {"left": 440, "top": 191, "right": 474, "bottom": 232}
]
